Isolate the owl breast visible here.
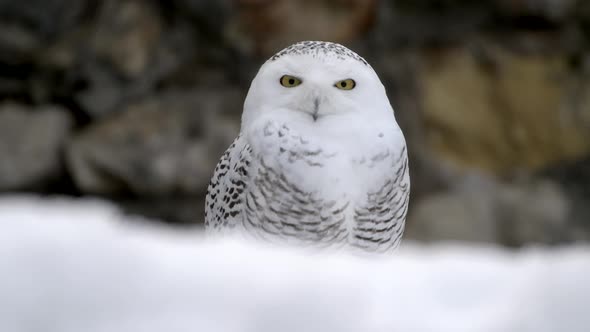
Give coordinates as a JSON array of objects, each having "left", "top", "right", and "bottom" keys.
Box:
[{"left": 241, "top": 120, "right": 407, "bottom": 250}]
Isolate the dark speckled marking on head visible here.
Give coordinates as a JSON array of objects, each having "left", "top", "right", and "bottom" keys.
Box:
[{"left": 269, "top": 41, "right": 369, "bottom": 66}]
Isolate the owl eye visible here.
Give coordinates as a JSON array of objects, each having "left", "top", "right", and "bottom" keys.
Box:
[
  {"left": 334, "top": 79, "right": 356, "bottom": 90},
  {"left": 280, "top": 75, "right": 302, "bottom": 88}
]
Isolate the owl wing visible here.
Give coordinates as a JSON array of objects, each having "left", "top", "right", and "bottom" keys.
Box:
[
  {"left": 204, "top": 135, "right": 252, "bottom": 231},
  {"left": 353, "top": 146, "right": 410, "bottom": 251}
]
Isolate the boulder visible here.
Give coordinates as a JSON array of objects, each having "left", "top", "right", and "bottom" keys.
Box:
[
  {"left": 541, "top": 156, "right": 590, "bottom": 242},
  {"left": 67, "top": 89, "right": 241, "bottom": 196},
  {"left": 405, "top": 174, "right": 500, "bottom": 243},
  {"left": 405, "top": 173, "right": 572, "bottom": 246},
  {"left": 90, "top": 0, "right": 163, "bottom": 79},
  {"left": 228, "top": 0, "right": 377, "bottom": 56},
  {"left": 0, "top": 103, "right": 73, "bottom": 190},
  {"left": 497, "top": 179, "right": 570, "bottom": 245},
  {"left": 494, "top": 0, "right": 579, "bottom": 22},
  {"left": 416, "top": 45, "right": 590, "bottom": 173}
]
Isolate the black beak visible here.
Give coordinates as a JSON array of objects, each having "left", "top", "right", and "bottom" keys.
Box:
[{"left": 312, "top": 98, "right": 320, "bottom": 121}]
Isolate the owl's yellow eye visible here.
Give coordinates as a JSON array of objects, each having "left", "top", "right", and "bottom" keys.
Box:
[
  {"left": 334, "top": 79, "right": 356, "bottom": 90},
  {"left": 280, "top": 75, "right": 302, "bottom": 88}
]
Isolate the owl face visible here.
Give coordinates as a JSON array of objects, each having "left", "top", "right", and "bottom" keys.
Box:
[{"left": 241, "top": 41, "right": 396, "bottom": 131}]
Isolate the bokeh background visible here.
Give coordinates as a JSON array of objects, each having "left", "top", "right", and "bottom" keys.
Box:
[{"left": 1, "top": 0, "right": 590, "bottom": 247}]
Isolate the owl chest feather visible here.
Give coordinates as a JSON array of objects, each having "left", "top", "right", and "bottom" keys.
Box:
[
  {"left": 252, "top": 121, "right": 394, "bottom": 199},
  {"left": 241, "top": 120, "right": 403, "bottom": 247}
]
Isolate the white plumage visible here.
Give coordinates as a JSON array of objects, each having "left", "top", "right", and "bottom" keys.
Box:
[{"left": 205, "top": 41, "right": 409, "bottom": 252}]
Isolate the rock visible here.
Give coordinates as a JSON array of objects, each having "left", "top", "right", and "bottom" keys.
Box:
[
  {"left": 171, "top": 0, "right": 233, "bottom": 36},
  {"left": 0, "top": 102, "right": 73, "bottom": 191},
  {"left": 541, "top": 156, "right": 590, "bottom": 241},
  {"left": 0, "top": 0, "right": 91, "bottom": 101},
  {"left": 228, "top": 0, "right": 378, "bottom": 56},
  {"left": 0, "top": 0, "right": 90, "bottom": 39},
  {"left": 405, "top": 174, "right": 500, "bottom": 243},
  {"left": 494, "top": 0, "right": 579, "bottom": 22},
  {"left": 389, "top": 0, "right": 581, "bottom": 24},
  {"left": 0, "top": 0, "right": 91, "bottom": 64},
  {"left": 405, "top": 172, "right": 573, "bottom": 246},
  {"left": 416, "top": 45, "right": 590, "bottom": 174},
  {"left": 66, "top": 89, "right": 241, "bottom": 196},
  {"left": 74, "top": 62, "right": 128, "bottom": 118},
  {"left": 73, "top": 0, "right": 198, "bottom": 117},
  {"left": 91, "top": 0, "right": 163, "bottom": 78},
  {"left": 372, "top": 0, "right": 588, "bottom": 50},
  {"left": 497, "top": 179, "right": 570, "bottom": 245},
  {"left": 0, "top": 22, "right": 42, "bottom": 64},
  {"left": 376, "top": 1, "right": 491, "bottom": 48}
]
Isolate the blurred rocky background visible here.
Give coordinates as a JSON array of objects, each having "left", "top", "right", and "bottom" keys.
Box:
[{"left": 1, "top": 0, "right": 589, "bottom": 246}]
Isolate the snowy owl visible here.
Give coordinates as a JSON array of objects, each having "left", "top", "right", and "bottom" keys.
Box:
[{"left": 205, "top": 41, "right": 409, "bottom": 252}]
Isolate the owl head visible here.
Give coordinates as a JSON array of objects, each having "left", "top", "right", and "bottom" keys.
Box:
[{"left": 241, "top": 41, "right": 397, "bottom": 132}]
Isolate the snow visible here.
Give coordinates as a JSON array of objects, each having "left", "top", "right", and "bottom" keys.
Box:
[{"left": 0, "top": 195, "right": 589, "bottom": 332}]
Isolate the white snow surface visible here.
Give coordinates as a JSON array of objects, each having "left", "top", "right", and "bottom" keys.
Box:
[{"left": 0, "top": 195, "right": 589, "bottom": 332}]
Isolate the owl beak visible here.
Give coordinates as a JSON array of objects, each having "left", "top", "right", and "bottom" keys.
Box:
[{"left": 312, "top": 97, "right": 320, "bottom": 121}]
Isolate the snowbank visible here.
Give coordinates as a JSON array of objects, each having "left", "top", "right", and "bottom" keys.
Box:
[{"left": 0, "top": 195, "right": 588, "bottom": 332}]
